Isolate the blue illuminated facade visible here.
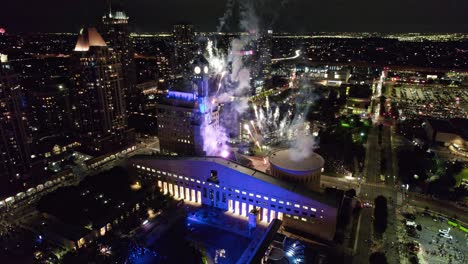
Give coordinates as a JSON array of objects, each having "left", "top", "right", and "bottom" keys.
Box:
[
  {"left": 166, "top": 91, "right": 195, "bottom": 102},
  {"left": 131, "top": 156, "right": 339, "bottom": 241}
]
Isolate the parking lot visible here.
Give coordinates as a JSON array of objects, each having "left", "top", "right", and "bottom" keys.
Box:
[
  {"left": 392, "top": 85, "right": 467, "bottom": 119},
  {"left": 399, "top": 209, "right": 467, "bottom": 264}
]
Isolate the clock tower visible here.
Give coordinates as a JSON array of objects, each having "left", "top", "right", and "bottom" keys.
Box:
[{"left": 191, "top": 54, "right": 220, "bottom": 155}]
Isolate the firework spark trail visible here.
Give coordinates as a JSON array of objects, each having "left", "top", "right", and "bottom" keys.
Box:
[
  {"left": 250, "top": 120, "right": 259, "bottom": 139},
  {"left": 216, "top": 71, "right": 226, "bottom": 96},
  {"left": 203, "top": 0, "right": 289, "bottom": 157},
  {"left": 258, "top": 109, "right": 265, "bottom": 132},
  {"left": 273, "top": 106, "right": 280, "bottom": 129}
]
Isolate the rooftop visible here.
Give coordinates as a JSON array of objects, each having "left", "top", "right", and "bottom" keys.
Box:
[
  {"left": 269, "top": 149, "right": 325, "bottom": 172},
  {"left": 130, "top": 155, "right": 338, "bottom": 207},
  {"left": 74, "top": 27, "right": 107, "bottom": 52}
]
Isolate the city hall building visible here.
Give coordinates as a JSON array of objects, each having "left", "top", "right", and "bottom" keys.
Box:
[{"left": 130, "top": 156, "right": 341, "bottom": 240}]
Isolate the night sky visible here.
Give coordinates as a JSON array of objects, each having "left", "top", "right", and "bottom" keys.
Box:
[{"left": 1, "top": 0, "right": 467, "bottom": 33}]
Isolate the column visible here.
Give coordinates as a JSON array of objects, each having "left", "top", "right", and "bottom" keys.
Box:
[
  {"left": 270, "top": 209, "right": 276, "bottom": 221},
  {"left": 191, "top": 189, "right": 196, "bottom": 202},
  {"left": 277, "top": 212, "right": 283, "bottom": 220},
  {"left": 168, "top": 183, "right": 173, "bottom": 196},
  {"left": 262, "top": 208, "right": 269, "bottom": 222},
  {"left": 180, "top": 186, "right": 185, "bottom": 199}
]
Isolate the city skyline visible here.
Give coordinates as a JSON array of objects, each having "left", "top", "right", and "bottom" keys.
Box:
[
  {"left": 1, "top": 0, "right": 468, "bottom": 33},
  {"left": 0, "top": 1, "right": 466, "bottom": 263}
]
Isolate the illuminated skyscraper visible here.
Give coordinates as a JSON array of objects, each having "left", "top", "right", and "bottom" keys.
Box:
[
  {"left": 251, "top": 30, "right": 272, "bottom": 94},
  {"left": 0, "top": 54, "right": 31, "bottom": 194},
  {"left": 70, "top": 28, "right": 134, "bottom": 154},
  {"left": 29, "top": 81, "right": 71, "bottom": 137},
  {"left": 102, "top": 1, "right": 137, "bottom": 110},
  {"left": 172, "top": 23, "right": 196, "bottom": 76}
]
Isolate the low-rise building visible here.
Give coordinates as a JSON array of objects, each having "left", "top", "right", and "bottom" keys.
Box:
[{"left": 130, "top": 156, "right": 342, "bottom": 241}]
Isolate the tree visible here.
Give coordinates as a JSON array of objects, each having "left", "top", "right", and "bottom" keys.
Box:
[
  {"left": 369, "top": 252, "right": 388, "bottom": 264},
  {"left": 374, "top": 196, "right": 388, "bottom": 234}
]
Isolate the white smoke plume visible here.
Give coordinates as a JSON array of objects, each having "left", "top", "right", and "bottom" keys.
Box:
[
  {"left": 217, "top": 0, "right": 235, "bottom": 32},
  {"left": 289, "top": 133, "right": 318, "bottom": 162}
]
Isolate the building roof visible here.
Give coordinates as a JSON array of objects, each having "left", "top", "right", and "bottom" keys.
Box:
[
  {"left": 345, "top": 84, "right": 372, "bottom": 100},
  {"left": 74, "top": 27, "right": 107, "bottom": 52},
  {"left": 130, "top": 155, "right": 339, "bottom": 207},
  {"left": 269, "top": 149, "right": 324, "bottom": 173}
]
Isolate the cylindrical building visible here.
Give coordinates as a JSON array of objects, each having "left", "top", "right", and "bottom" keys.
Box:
[{"left": 269, "top": 149, "right": 324, "bottom": 191}]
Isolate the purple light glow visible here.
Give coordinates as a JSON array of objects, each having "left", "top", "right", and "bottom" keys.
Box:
[
  {"left": 220, "top": 150, "right": 229, "bottom": 158},
  {"left": 167, "top": 91, "right": 195, "bottom": 101}
]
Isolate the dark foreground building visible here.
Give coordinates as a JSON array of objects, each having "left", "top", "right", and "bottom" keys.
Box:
[{"left": 0, "top": 54, "right": 31, "bottom": 195}]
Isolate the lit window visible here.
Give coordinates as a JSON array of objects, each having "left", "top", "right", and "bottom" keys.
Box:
[
  {"left": 256, "top": 195, "right": 261, "bottom": 198},
  {"left": 235, "top": 189, "right": 240, "bottom": 193},
  {"left": 286, "top": 202, "right": 291, "bottom": 206},
  {"left": 294, "top": 204, "right": 300, "bottom": 208},
  {"left": 311, "top": 208, "right": 317, "bottom": 212},
  {"left": 136, "top": 165, "right": 141, "bottom": 168},
  {"left": 264, "top": 197, "right": 269, "bottom": 200},
  {"left": 196, "top": 180, "right": 201, "bottom": 183},
  {"left": 151, "top": 169, "right": 155, "bottom": 172},
  {"left": 271, "top": 198, "right": 277, "bottom": 202},
  {"left": 279, "top": 201, "right": 284, "bottom": 204},
  {"left": 241, "top": 191, "right": 247, "bottom": 195},
  {"left": 293, "top": 216, "right": 299, "bottom": 219},
  {"left": 249, "top": 193, "right": 254, "bottom": 197},
  {"left": 179, "top": 176, "right": 183, "bottom": 179},
  {"left": 301, "top": 218, "right": 307, "bottom": 222},
  {"left": 303, "top": 206, "right": 308, "bottom": 210},
  {"left": 185, "top": 177, "right": 189, "bottom": 181}
]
